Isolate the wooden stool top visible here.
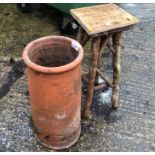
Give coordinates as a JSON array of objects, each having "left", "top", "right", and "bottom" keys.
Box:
[{"left": 71, "top": 4, "right": 139, "bottom": 35}]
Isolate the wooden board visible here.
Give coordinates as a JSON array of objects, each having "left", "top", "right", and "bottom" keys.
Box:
[{"left": 71, "top": 4, "right": 139, "bottom": 35}]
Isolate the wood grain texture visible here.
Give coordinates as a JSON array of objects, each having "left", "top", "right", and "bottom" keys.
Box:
[
  {"left": 112, "top": 31, "right": 122, "bottom": 108},
  {"left": 71, "top": 3, "right": 139, "bottom": 35},
  {"left": 83, "top": 37, "right": 101, "bottom": 118}
]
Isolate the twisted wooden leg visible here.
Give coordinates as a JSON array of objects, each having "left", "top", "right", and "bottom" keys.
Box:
[
  {"left": 82, "top": 37, "right": 101, "bottom": 118},
  {"left": 77, "top": 26, "right": 90, "bottom": 45},
  {"left": 77, "top": 26, "right": 84, "bottom": 44},
  {"left": 112, "top": 32, "right": 122, "bottom": 108}
]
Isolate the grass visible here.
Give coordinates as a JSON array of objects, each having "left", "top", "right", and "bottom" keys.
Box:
[
  {"left": 0, "top": 4, "right": 60, "bottom": 57},
  {"left": 0, "top": 3, "right": 90, "bottom": 71}
]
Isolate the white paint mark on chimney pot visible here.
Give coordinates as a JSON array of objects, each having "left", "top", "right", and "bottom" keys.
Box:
[{"left": 55, "top": 112, "right": 66, "bottom": 120}]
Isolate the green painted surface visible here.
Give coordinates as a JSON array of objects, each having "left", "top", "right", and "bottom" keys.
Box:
[{"left": 47, "top": 3, "right": 102, "bottom": 15}]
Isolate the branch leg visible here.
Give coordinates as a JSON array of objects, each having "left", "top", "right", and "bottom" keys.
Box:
[
  {"left": 82, "top": 37, "right": 101, "bottom": 118},
  {"left": 77, "top": 26, "right": 84, "bottom": 44},
  {"left": 112, "top": 32, "right": 122, "bottom": 108}
]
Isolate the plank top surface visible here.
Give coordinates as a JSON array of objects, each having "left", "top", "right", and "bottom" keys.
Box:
[{"left": 71, "top": 4, "right": 139, "bottom": 35}]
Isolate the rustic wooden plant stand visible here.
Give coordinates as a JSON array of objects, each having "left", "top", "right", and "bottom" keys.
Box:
[{"left": 71, "top": 4, "right": 139, "bottom": 118}]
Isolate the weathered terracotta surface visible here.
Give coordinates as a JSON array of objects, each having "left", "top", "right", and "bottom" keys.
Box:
[{"left": 23, "top": 36, "right": 84, "bottom": 150}]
